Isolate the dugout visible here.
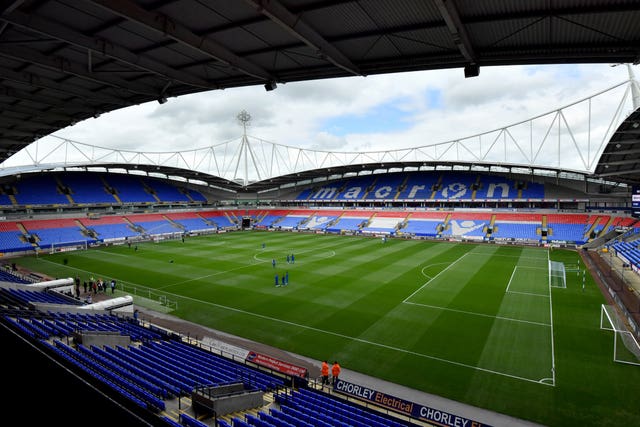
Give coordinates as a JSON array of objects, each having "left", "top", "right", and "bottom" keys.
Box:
[{"left": 79, "top": 295, "right": 134, "bottom": 315}]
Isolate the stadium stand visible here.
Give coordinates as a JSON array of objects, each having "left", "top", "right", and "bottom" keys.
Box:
[
  {"left": 546, "top": 214, "right": 590, "bottom": 245},
  {"left": 57, "top": 172, "right": 118, "bottom": 204},
  {"left": 491, "top": 213, "right": 542, "bottom": 242},
  {"left": 163, "top": 212, "right": 217, "bottom": 233},
  {"left": 365, "top": 173, "right": 407, "bottom": 200},
  {"left": 325, "top": 211, "right": 371, "bottom": 234},
  {"left": 141, "top": 177, "right": 192, "bottom": 204},
  {"left": 0, "top": 171, "right": 208, "bottom": 209},
  {"left": 20, "top": 218, "right": 93, "bottom": 249},
  {"left": 83, "top": 215, "right": 141, "bottom": 242},
  {"left": 397, "top": 211, "right": 447, "bottom": 237},
  {"left": 12, "top": 173, "right": 71, "bottom": 205},
  {"left": 440, "top": 212, "right": 492, "bottom": 240},
  {"left": 203, "top": 211, "right": 240, "bottom": 229},
  {"left": 300, "top": 211, "right": 342, "bottom": 231},
  {"left": 4, "top": 208, "right": 640, "bottom": 255},
  {"left": 361, "top": 211, "right": 407, "bottom": 235},
  {"left": 103, "top": 174, "right": 158, "bottom": 204},
  {"left": 610, "top": 241, "right": 640, "bottom": 269},
  {"left": 299, "top": 172, "right": 548, "bottom": 203},
  {"left": 125, "top": 213, "right": 183, "bottom": 236},
  {"left": 0, "top": 221, "right": 35, "bottom": 252},
  {"left": 274, "top": 212, "right": 308, "bottom": 230}
]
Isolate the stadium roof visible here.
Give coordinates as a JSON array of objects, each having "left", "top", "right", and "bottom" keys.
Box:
[
  {"left": 1, "top": 0, "right": 640, "bottom": 189},
  {"left": 594, "top": 106, "right": 640, "bottom": 186}
]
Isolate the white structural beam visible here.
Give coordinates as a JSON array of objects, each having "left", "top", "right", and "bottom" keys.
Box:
[{"left": 0, "top": 78, "right": 637, "bottom": 186}]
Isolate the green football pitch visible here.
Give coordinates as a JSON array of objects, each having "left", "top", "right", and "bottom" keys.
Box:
[{"left": 12, "top": 231, "right": 640, "bottom": 427}]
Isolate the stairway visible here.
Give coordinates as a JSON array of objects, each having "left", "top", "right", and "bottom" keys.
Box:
[
  {"left": 123, "top": 216, "right": 144, "bottom": 233},
  {"left": 394, "top": 174, "right": 410, "bottom": 200},
  {"left": 540, "top": 215, "right": 548, "bottom": 241},
  {"left": 226, "top": 211, "right": 238, "bottom": 225},
  {"left": 362, "top": 177, "right": 379, "bottom": 199},
  {"left": 471, "top": 175, "right": 482, "bottom": 200},
  {"left": 197, "top": 213, "right": 215, "bottom": 226},
  {"left": 101, "top": 177, "right": 122, "bottom": 204},
  {"left": 162, "top": 215, "right": 185, "bottom": 231},
  {"left": 486, "top": 214, "right": 497, "bottom": 236},
  {"left": 75, "top": 219, "right": 97, "bottom": 239},
  {"left": 56, "top": 176, "right": 74, "bottom": 204},
  {"left": 439, "top": 212, "right": 452, "bottom": 234},
  {"left": 429, "top": 175, "right": 443, "bottom": 199},
  {"left": 143, "top": 181, "right": 162, "bottom": 203}
]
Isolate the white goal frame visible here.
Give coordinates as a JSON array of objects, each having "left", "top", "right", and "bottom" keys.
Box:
[
  {"left": 548, "top": 260, "right": 566, "bottom": 288},
  {"left": 48, "top": 240, "right": 89, "bottom": 254},
  {"left": 600, "top": 304, "right": 640, "bottom": 366}
]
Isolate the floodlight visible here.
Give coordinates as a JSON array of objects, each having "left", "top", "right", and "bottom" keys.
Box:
[{"left": 464, "top": 63, "right": 480, "bottom": 78}]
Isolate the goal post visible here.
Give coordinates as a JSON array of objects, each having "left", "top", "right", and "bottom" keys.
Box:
[
  {"left": 548, "top": 260, "right": 567, "bottom": 288},
  {"left": 600, "top": 304, "right": 640, "bottom": 366},
  {"left": 49, "top": 240, "right": 89, "bottom": 254}
]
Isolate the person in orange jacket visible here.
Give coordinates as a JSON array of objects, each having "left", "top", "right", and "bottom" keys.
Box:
[
  {"left": 321, "top": 360, "right": 329, "bottom": 386},
  {"left": 331, "top": 361, "right": 341, "bottom": 386}
]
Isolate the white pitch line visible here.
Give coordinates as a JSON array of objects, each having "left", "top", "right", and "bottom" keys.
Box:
[
  {"left": 403, "top": 301, "right": 551, "bottom": 327},
  {"left": 403, "top": 252, "right": 469, "bottom": 303},
  {"left": 507, "top": 290, "right": 549, "bottom": 298},
  {"left": 505, "top": 266, "right": 548, "bottom": 297},
  {"left": 547, "top": 249, "right": 557, "bottom": 386},
  {"left": 505, "top": 266, "right": 517, "bottom": 293},
  {"left": 75, "top": 248, "right": 264, "bottom": 289},
  {"left": 419, "top": 262, "right": 452, "bottom": 279},
  {"left": 253, "top": 250, "right": 335, "bottom": 263},
  {"left": 158, "top": 291, "right": 553, "bottom": 386},
  {"left": 465, "top": 252, "right": 549, "bottom": 260}
]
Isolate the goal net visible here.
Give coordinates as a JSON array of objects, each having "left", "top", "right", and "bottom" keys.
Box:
[
  {"left": 548, "top": 260, "right": 566, "bottom": 288},
  {"left": 49, "top": 240, "right": 89, "bottom": 254},
  {"left": 600, "top": 304, "right": 640, "bottom": 366}
]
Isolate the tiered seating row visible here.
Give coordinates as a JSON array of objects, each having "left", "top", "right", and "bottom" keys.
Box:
[
  {"left": 1, "top": 309, "right": 288, "bottom": 423},
  {"left": 42, "top": 339, "right": 152, "bottom": 411},
  {"left": 611, "top": 241, "right": 640, "bottom": 269},
  {"left": 1, "top": 211, "right": 637, "bottom": 253},
  {"left": 274, "top": 388, "right": 410, "bottom": 427},
  {"left": 3, "top": 172, "right": 206, "bottom": 206}
]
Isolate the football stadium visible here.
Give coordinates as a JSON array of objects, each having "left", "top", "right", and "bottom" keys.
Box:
[{"left": 1, "top": 2, "right": 640, "bottom": 427}]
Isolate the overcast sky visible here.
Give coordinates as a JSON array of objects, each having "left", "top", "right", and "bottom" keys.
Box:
[{"left": 6, "top": 63, "right": 639, "bottom": 177}]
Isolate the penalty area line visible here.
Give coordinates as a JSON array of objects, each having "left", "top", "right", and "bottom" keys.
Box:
[{"left": 403, "top": 301, "right": 551, "bottom": 327}]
